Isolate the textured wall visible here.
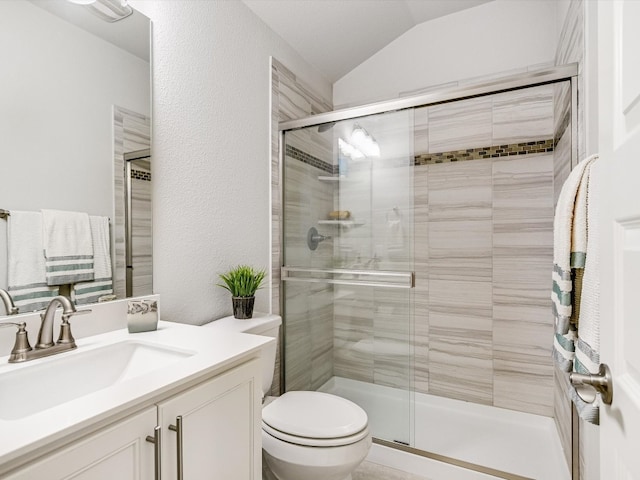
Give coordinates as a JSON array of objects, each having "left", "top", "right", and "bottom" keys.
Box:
[
  {"left": 129, "top": 0, "right": 330, "bottom": 324},
  {"left": 333, "top": 0, "right": 559, "bottom": 108}
]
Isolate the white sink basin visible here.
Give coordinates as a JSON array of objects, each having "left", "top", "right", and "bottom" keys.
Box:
[{"left": 0, "top": 341, "right": 192, "bottom": 420}]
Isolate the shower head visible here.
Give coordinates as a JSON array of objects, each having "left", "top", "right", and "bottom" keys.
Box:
[{"left": 317, "top": 122, "right": 336, "bottom": 133}]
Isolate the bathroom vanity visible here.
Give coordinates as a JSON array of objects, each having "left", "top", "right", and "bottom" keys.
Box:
[{"left": 0, "top": 321, "right": 272, "bottom": 479}]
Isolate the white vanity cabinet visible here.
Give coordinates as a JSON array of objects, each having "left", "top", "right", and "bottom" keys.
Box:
[
  {"left": 3, "top": 358, "right": 262, "bottom": 480},
  {"left": 159, "top": 358, "right": 262, "bottom": 480},
  {"left": 4, "top": 407, "right": 157, "bottom": 480}
]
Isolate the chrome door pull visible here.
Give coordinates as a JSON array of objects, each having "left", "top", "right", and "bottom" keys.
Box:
[
  {"left": 570, "top": 363, "right": 613, "bottom": 405},
  {"left": 169, "top": 415, "right": 184, "bottom": 480},
  {"left": 146, "top": 425, "right": 162, "bottom": 480}
]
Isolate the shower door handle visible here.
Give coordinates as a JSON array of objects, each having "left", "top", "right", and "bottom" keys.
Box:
[{"left": 570, "top": 363, "right": 613, "bottom": 405}]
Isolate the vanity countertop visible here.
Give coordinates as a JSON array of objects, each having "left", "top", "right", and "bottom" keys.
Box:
[{"left": 0, "top": 321, "right": 272, "bottom": 475}]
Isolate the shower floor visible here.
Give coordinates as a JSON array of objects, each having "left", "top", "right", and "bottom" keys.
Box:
[{"left": 319, "top": 376, "right": 570, "bottom": 480}]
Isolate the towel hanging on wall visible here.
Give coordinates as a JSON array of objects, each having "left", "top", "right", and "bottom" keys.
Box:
[
  {"left": 551, "top": 153, "right": 601, "bottom": 424},
  {"left": 72, "top": 215, "right": 113, "bottom": 305},
  {"left": 7, "top": 211, "right": 59, "bottom": 312},
  {"left": 41, "top": 209, "right": 95, "bottom": 286}
]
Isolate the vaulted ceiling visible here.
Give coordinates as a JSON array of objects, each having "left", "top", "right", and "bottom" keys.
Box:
[{"left": 243, "top": 0, "right": 495, "bottom": 83}]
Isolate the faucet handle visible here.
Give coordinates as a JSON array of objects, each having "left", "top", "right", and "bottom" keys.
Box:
[
  {"left": 0, "top": 322, "right": 33, "bottom": 362},
  {"left": 57, "top": 309, "right": 91, "bottom": 346},
  {"left": 66, "top": 308, "right": 92, "bottom": 318}
]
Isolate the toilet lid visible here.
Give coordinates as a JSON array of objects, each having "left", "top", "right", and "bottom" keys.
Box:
[{"left": 262, "top": 391, "right": 368, "bottom": 439}]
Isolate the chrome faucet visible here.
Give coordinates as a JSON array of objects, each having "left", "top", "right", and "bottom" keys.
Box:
[
  {"left": 36, "top": 295, "right": 90, "bottom": 349},
  {"left": 2, "top": 296, "right": 91, "bottom": 363},
  {"left": 0, "top": 289, "right": 18, "bottom": 315}
]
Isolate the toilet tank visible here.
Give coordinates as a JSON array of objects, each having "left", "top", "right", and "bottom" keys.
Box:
[{"left": 202, "top": 313, "right": 281, "bottom": 397}]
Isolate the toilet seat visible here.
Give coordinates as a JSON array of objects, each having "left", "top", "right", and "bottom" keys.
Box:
[
  {"left": 262, "top": 391, "right": 369, "bottom": 447},
  {"left": 262, "top": 421, "right": 369, "bottom": 447}
]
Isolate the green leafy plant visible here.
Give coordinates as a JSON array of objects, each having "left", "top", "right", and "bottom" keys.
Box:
[{"left": 217, "top": 265, "right": 266, "bottom": 298}]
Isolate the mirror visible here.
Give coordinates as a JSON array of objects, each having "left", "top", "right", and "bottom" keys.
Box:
[{"left": 0, "top": 0, "right": 152, "bottom": 314}]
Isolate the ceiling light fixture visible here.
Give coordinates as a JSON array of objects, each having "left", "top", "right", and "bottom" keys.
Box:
[
  {"left": 338, "top": 138, "right": 364, "bottom": 160},
  {"left": 67, "top": 0, "right": 133, "bottom": 22},
  {"left": 350, "top": 125, "right": 380, "bottom": 157}
]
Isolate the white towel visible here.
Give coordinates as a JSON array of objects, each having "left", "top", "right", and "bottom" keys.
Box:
[
  {"left": 551, "top": 153, "right": 600, "bottom": 425},
  {"left": 552, "top": 154, "right": 598, "bottom": 371},
  {"left": 7, "top": 211, "right": 59, "bottom": 312},
  {"left": 72, "top": 216, "right": 113, "bottom": 305},
  {"left": 41, "top": 209, "right": 94, "bottom": 286}
]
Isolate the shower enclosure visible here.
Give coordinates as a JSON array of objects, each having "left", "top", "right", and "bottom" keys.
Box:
[{"left": 279, "top": 65, "right": 577, "bottom": 480}]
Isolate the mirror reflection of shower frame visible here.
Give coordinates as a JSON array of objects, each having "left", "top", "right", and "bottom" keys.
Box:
[{"left": 124, "top": 149, "right": 151, "bottom": 298}]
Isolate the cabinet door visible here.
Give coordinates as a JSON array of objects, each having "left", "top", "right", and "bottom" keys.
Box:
[
  {"left": 5, "top": 407, "right": 157, "bottom": 480},
  {"left": 158, "top": 359, "right": 262, "bottom": 480}
]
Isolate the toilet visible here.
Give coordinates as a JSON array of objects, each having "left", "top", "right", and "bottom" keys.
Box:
[{"left": 203, "top": 313, "right": 371, "bottom": 480}]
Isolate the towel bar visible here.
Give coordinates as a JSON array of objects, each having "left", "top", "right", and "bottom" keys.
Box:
[{"left": 281, "top": 266, "right": 415, "bottom": 289}]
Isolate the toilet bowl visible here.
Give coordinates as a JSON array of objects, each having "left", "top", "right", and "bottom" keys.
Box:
[{"left": 203, "top": 313, "right": 371, "bottom": 480}]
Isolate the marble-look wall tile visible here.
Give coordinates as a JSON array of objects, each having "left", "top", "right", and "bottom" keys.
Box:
[
  {"left": 428, "top": 279, "right": 493, "bottom": 404},
  {"left": 373, "top": 288, "right": 412, "bottom": 389},
  {"left": 555, "top": 0, "right": 584, "bottom": 163},
  {"left": 428, "top": 96, "right": 492, "bottom": 154},
  {"left": 413, "top": 167, "right": 429, "bottom": 394},
  {"left": 281, "top": 152, "right": 334, "bottom": 393},
  {"left": 284, "top": 281, "right": 334, "bottom": 391},
  {"left": 554, "top": 130, "right": 572, "bottom": 207},
  {"left": 493, "top": 320, "right": 554, "bottom": 415},
  {"left": 427, "top": 160, "right": 492, "bottom": 281},
  {"left": 130, "top": 173, "right": 153, "bottom": 295},
  {"left": 492, "top": 85, "right": 554, "bottom": 145},
  {"left": 554, "top": 364, "right": 573, "bottom": 470},
  {"left": 414, "top": 106, "right": 429, "bottom": 156},
  {"left": 271, "top": 57, "right": 332, "bottom": 320},
  {"left": 334, "top": 285, "right": 375, "bottom": 383},
  {"left": 492, "top": 154, "right": 554, "bottom": 416},
  {"left": 555, "top": 0, "right": 584, "bottom": 70},
  {"left": 554, "top": 3, "right": 584, "bottom": 469},
  {"left": 113, "top": 106, "right": 151, "bottom": 300}
]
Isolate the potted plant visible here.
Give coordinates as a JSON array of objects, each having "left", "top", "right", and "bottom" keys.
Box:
[{"left": 217, "top": 265, "right": 266, "bottom": 319}]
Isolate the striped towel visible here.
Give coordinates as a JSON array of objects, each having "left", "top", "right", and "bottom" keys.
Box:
[
  {"left": 72, "top": 216, "right": 113, "bottom": 305},
  {"left": 42, "top": 209, "right": 94, "bottom": 286},
  {"left": 552, "top": 155, "right": 597, "bottom": 369},
  {"left": 571, "top": 160, "right": 601, "bottom": 424},
  {"left": 551, "top": 154, "right": 600, "bottom": 424},
  {"left": 7, "top": 211, "right": 59, "bottom": 312}
]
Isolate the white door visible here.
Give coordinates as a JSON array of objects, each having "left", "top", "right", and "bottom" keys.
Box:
[{"left": 597, "top": 1, "right": 640, "bottom": 478}]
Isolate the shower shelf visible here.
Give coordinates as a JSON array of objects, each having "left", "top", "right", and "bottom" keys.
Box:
[{"left": 317, "top": 220, "right": 364, "bottom": 227}]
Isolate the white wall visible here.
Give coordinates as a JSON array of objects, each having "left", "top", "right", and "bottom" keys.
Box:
[
  {"left": 333, "top": 0, "right": 560, "bottom": 108},
  {"left": 129, "top": 0, "right": 331, "bottom": 325},
  {"left": 0, "top": 1, "right": 150, "bottom": 290}
]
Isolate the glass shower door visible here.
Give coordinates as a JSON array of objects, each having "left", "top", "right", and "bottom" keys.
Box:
[{"left": 281, "top": 109, "right": 415, "bottom": 446}]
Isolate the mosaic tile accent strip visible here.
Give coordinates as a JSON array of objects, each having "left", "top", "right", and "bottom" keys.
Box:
[
  {"left": 131, "top": 169, "right": 151, "bottom": 182},
  {"left": 414, "top": 138, "right": 554, "bottom": 166},
  {"left": 285, "top": 144, "right": 333, "bottom": 173}
]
